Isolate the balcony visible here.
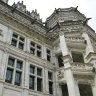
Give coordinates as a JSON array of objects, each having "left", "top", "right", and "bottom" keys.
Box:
[
  {"left": 71, "top": 62, "right": 93, "bottom": 74},
  {"left": 65, "top": 36, "right": 86, "bottom": 49},
  {"left": 57, "top": 62, "right": 93, "bottom": 82}
]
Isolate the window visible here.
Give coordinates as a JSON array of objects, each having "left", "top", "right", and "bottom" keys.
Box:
[
  {"left": 48, "top": 71, "right": 53, "bottom": 94},
  {"left": 57, "top": 55, "right": 64, "bottom": 67},
  {"left": 30, "top": 41, "right": 42, "bottom": 58},
  {"left": 46, "top": 49, "right": 51, "bottom": 61},
  {"left": 11, "top": 33, "right": 25, "bottom": 50},
  {"left": 29, "top": 65, "right": 43, "bottom": 92},
  {"left": 72, "top": 52, "right": 84, "bottom": 63},
  {"left": 5, "top": 56, "right": 23, "bottom": 86}
]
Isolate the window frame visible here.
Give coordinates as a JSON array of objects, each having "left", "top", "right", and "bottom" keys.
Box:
[
  {"left": 11, "top": 32, "right": 25, "bottom": 50},
  {"left": 5, "top": 56, "right": 24, "bottom": 87},
  {"left": 29, "top": 64, "right": 43, "bottom": 92},
  {"left": 30, "top": 41, "right": 42, "bottom": 58}
]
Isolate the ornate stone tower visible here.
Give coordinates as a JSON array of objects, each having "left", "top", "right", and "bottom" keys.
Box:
[{"left": 0, "top": 1, "right": 96, "bottom": 96}]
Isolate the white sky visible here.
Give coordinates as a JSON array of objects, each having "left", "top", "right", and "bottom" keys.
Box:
[{"left": 8, "top": 0, "right": 96, "bottom": 31}]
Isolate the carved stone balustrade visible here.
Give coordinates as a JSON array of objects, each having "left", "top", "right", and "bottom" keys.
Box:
[
  {"left": 71, "top": 62, "right": 93, "bottom": 74},
  {"left": 65, "top": 36, "right": 85, "bottom": 43},
  {"left": 56, "top": 62, "right": 94, "bottom": 84},
  {"left": 65, "top": 36, "right": 86, "bottom": 49}
]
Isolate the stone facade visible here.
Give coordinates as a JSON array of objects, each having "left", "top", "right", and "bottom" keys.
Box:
[{"left": 0, "top": 0, "right": 96, "bottom": 96}]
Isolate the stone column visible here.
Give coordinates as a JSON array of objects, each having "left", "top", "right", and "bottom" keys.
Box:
[
  {"left": 92, "top": 75, "right": 96, "bottom": 96},
  {"left": 59, "top": 31, "right": 80, "bottom": 96},
  {"left": 64, "top": 63, "right": 80, "bottom": 96}
]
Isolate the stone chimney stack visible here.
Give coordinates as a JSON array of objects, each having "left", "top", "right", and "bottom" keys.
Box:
[{"left": 1, "top": 0, "right": 8, "bottom": 3}]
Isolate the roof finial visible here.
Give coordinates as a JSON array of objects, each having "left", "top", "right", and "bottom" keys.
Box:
[{"left": 74, "top": 6, "right": 78, "bottom": 12}]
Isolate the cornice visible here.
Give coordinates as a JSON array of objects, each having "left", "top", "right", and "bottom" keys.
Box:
[{"left": 0, "top": 1, "right": 47, "bottom": 37}]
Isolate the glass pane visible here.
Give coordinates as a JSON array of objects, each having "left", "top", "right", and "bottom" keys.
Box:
[
  {"left": 48, "top": 72, "right": 52, "bottom": 80},
  {"left": 47, "top": 49, "right": 50, "bottom": 54},
  {"left": 30, "top": 47, "right": 35, "bottom": 54},
  {"left": 37, "top": 51, "right": 41, "bottom": 57},
  {"left": 37, "top": 78, "right": 42, "bottom": 91},
  {"left": 13, "top": 33, "right": 18, "bottom": 39},
  {"left": 16, "top": 60, "right": 23, "bottom": 69},
  {"left": 15, "top": 71, "right": 21, "bottom": 86},
  {"left": 29, "top": 76, "right": 35, "bottom": 90},
  {"left": 19, "top": 36, "right": 24, "bottom": 42},
  {"left": 49, "top": 81, "right": 53, "bottom": 94},
  {"left": 18, "top": 42, "right": 24, "bottom": 49},
  {"left": 5, "top": 69, "right": 13, "bottom": 83},
  {"left": 8, "top": 57, "right": 15, "bottom": 67},
  {"left": 57, "top": 55, "right": 64, "bottom": 67},
  {"left": 37, "top": 68, "right": 42, "bottom": 76},
  {"left": 61, "top": 84, "right": 68, "bottom": 96},
  {"left": 47, "top": 55, "right": 51, "bottom": 61},
  {"left": 30, "top": 66, "right": 35, "bottom": 74},
  {"left": 11, "top": 39, "right": 17, "bottom": 47},
  {"left": 37, "top": 45, "right": 41, "bottom": 50},
  {"left": 30, "top": 41, "right": 35, "bottom": 47}
]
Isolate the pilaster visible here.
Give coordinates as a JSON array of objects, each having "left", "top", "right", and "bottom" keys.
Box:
[
  {"left": 59, "top": 30, "right": 80, "bottom": 96},
  {"left": 25, "top": 37, "right": 30, "bottom": 53},
  {"left": 0, "top": 51, "right": 7, "bottom": 96},
  {"left": 24, "top": 59, "right": 29, "bottom": 89},
  {"left": 92, "top": 75, "right": 96, "bottom": 96},
  {"left": 44, "top": 68, "right": 49, "bottom": 94}
]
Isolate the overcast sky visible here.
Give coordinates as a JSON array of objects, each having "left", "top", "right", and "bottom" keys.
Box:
[{"left": 8, "top": 0, "right": 96, "bottom": 31}]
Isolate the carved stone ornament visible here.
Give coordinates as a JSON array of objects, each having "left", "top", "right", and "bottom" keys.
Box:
[{"left": 57, "top": 70, "right": 64, "bottom": 79}]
